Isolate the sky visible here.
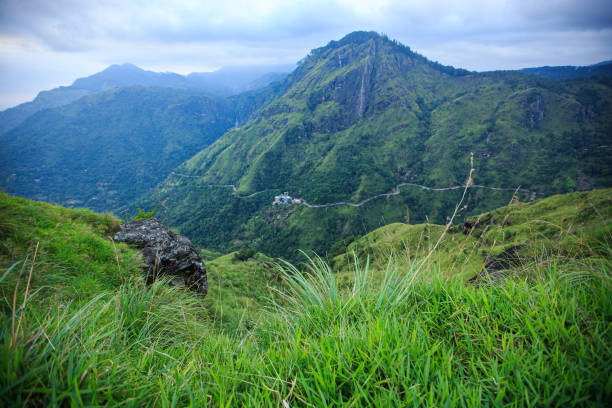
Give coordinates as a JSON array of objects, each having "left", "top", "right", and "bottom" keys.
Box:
[{"left": 1, "top": 0, "right": 611, "bottom": 109}]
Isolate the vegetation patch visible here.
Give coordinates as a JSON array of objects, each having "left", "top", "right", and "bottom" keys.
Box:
[
  {"left": 331, "top": 189, "right": 612, "bottom": 281},
  {"left": 1, "top": 190, "right": 610, "bottom": 406}
]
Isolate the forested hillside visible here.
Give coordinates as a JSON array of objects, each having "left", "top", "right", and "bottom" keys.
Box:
[
  {"left": 0, "top": 88, "right": 241, "bottom": 211},
  {"left": 151, "top": 32, "right": 612, "bottom": 258}
]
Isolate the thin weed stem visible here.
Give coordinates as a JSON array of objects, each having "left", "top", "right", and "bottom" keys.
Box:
[
  {"left": 11, "top": 252, "right": 30, "bottom": 347},
  {"left": 409, "top": 153, "right": 475, "bottom": 287}
]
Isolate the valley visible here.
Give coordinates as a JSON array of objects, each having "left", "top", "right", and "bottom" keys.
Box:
[
  {"left": 169, "top": 169, "right": 536, "bottom": 208},
  {"left": 2, "top": 32, "right": 611, "bottom": 261}
]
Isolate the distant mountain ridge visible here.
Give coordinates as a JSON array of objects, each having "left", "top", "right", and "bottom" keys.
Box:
[
  {"left": 0, "top": 63, "right": 292, "bottom": 135},
  {"left": 2, "top": 55, "right": 610, "bottom": 137},
  {"left": 72, "top": 63, "right": 295, "bottom": 95},
  {"left": 71, "top": 64, "right": 190, "bottom": 91},
  {"left": 521, "top": 60, "right": 612, "bottom": 80}
]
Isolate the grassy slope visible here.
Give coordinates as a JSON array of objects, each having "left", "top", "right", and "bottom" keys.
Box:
[
  {"left": 332, "top": 189, "right": 612, "bottom": 280},
  {"left": 0, "top": 192, "right": 141, "bottom": 300},
  {"left": 1, "top": 191, "right": 611, "bottom": 406},
  {"left": 204, "top": 251, "right": 282, "bottom": 331}
]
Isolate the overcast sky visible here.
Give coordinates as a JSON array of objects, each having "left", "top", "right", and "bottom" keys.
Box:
[{"left": 1, "top": 0, "right": 611, "bottom": 109}]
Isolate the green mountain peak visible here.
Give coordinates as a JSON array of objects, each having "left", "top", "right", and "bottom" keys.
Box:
[{"left": 153, "top": 33, "right": 612, "bottom": 259}]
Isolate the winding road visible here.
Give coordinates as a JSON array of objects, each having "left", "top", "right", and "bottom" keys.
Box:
[{"left": 169, "top": 171, "right": 536, "bottom": 209}]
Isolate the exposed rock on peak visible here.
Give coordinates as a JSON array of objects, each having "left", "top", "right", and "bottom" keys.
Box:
[{"left": 114, "top": 218, "right": 208, "bottom": 295}]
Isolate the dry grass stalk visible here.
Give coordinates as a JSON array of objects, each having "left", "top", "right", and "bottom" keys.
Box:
[
  {"left": 12, "top": 242, "right": 39, "bottom": 347},
  {"left": 11, "top": 253, "right": 29, "bottom": 347},
  {"left": 408, "top": 153, "right": 475, "bottom": 287}
]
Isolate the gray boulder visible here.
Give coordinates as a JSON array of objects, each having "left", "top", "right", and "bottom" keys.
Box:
[
  {"left": 113, "top": 218, "right": 207, "bottom": 295},
  {"left": 467, "top": 245, "right": 523, "bottom": 288}
]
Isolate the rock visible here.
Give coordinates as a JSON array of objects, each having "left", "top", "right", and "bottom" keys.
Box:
[
  {"left": 113, "top": 219, "right": 207, "bottom": 295},
  {"left": 527, "top": 94, "right": 544, "bottom": 129},
  {"left": 482, "top": 245, "right": 522, "bottom": 272},
  {"left": 460, "top": 213, "right": 494, "bottom": 234},
  {"left": 467, "top": 245, "right": 523, "bottom": 287}
]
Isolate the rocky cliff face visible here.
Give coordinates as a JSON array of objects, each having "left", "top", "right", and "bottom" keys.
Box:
[{"left": 114, "top": 219, "right": 208, "bottom": 295}]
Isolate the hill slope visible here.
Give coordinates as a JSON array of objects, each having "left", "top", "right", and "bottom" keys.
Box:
[
  {"left": 330, "top": 188, "right": 612, "bottom": 281},
  {"left": 0, "top": 87, "right": 240, "bottom": 211},
  {"left": 1, "top": 191, "right": 610, "bottom": 406},
  {"left": 0, "top": 87, "right": 92, "bottom": 136},
  {"left": 153, "top": 31, "right": 612, "bottom": 259}
]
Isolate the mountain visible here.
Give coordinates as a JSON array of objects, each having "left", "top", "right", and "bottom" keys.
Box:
[
  {"left": 0, "top": 87, "right": 92, "bottom": 136},
  {"left": 0, "top": 63, "right": 291, "bottom": 135},
  {"left": 0, "top": 84, "right": 282, "bottom": 211},
  {"left": 70, "top": 63, "right": 192, "bottom": 91},
  {"left": 151, "top": 31, "right": 612, "bottom": 259},
  {"left": 186, "top": 65, "right": 295, "bottom": 95},
  {"left": 521, "top": 60, "right": 612, "bottom": 80},
  {"left": 2, "top": 31, "right": 611, "bottom": 260},
  {"left": 71, "top": 63, "right": 295, "bottom": 96}
]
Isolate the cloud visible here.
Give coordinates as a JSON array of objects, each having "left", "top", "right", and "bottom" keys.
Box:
[
  {"left": 416, "top": 28, "right": 612, "bottom": 71},
  {"left": 1, "top": 0, "right": 355, "bottom": 49},
  {"left": 1, "top": 0, "right": 611, "bottom": 108},
  {"left": 4, "top": 0, "right": 608, "bottom": 50},
  {"left": 512, "top": 0, "right": 612, "bottom": 31}
]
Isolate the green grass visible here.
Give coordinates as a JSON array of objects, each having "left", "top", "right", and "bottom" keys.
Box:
[
  {"left": 0, "top": 192, "right": 142, "bottom": 300},
  {"left": 1, "top": 191, "right": 611, "bottom": 406},
  {"left": 204, "top": 251, "right": 283, "bottom": 332},
  {"left": 331, "top": 189, "right": 612, "bottom": 281}
]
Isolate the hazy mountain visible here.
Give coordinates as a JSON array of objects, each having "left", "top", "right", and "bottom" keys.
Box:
[
  {"left": 521, "top": 60, "right": 612, "bottom": 80},
  {"left": 0, "top": 84, "right": 282, "bottom": 211},
  {"left": 0, "top": 63, "right": 292, "bottom": 135},
  {"left": 151, "top": 31, "right": 612, "bottom": 258},
  {"left": 186, "top": 65, "right": 295, "bottom": 95},
  {"left": 71, "top": 63, "right": 191, "bottom": 91},
  {"left": 72, "top": 63, "right": 294, "bottom": 96},
  {"left": 0, "top": 87, "right": 93, "bottom": 136}
]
